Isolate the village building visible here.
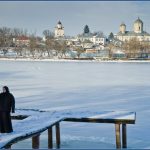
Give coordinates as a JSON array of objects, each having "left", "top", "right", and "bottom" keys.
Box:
[
  {"left": 115, "top": 17, "right": 150, "bottom": 42},
  {"left": 13, "top": 36, "right": 30, "bottom": 47},
  {"left": 77, "top": 25, "right": 106, "bottom": 46}
]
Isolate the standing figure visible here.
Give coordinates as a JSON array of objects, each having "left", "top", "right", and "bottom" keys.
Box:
[{"left": 0, "top": 86, "right": 15, "bottom": 133}]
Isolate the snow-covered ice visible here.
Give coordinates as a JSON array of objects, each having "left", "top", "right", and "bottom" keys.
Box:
[{"left": 0, "top": 60, "right": 149, "bottom": 148}]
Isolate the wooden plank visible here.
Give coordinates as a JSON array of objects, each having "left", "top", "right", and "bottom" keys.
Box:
[
  {"left": 48, "top": 127, "right": 53, "bottom": 149},
  {"left": 1, "top": 120, "right": 63, "bottom": 149},
  {"left": 55, "top": 122, "right": 60, "bottom": 149},
  {"left": 11, "top": 115, "right": 29, "bottom": 120},
  {"left": 32, "top": 134, "right": 40, "bottom": 149},
  {"left": 122, "top": 124, "right": 127, "bottom": 148},
  {"left": 115, "top": 124, "right": 121, "bottom": 149},
  {"left": 64, "top": 117, "right": 135, "bottom": 124}
]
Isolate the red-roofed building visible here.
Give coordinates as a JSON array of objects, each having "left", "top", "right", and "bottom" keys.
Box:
[{"left": 13, "top": 36, "right": 30, "bottom": 46}]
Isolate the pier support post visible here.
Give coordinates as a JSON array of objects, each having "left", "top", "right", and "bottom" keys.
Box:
[
  {"left": 122, "top": 124, "right": 127, "bottom": 148},
  {"left": 48, "top": 127, "right": 53, "bottom": 149},
  {"left": 115, "top": 124, "right": 121, "bottom": 149},
  {"left": 32, "top": 134, "right": 40, "bottom": 149},
  {"left": 55, "top": 122, "right": 60, "bottom": 148}
]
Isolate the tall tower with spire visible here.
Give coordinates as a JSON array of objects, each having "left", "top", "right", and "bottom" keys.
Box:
[{"left": 54, "top": 21, "right": 64, "bottom": 38}]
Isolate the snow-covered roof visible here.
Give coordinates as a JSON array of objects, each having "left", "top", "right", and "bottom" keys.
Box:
[
  {"left": 117, "top": 31, "right": 150, "bottom": 36},
  {"left": 0, "top": 109, "right": 136, "bottom": 148}
]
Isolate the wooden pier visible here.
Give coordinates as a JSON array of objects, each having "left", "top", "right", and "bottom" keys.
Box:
[{"left": 0, "top": 109, "right": 136, "bottom": 149}]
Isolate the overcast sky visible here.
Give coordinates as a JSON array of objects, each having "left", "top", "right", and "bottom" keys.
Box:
[{"left": 0, "top": 1, "right": 149, "bottom": 37}]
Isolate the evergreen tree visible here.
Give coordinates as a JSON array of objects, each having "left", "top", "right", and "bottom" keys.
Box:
[
  {"left": 108, "top": 32, "right": 114, "bottom": 39},
  {"left": 84, "top": 25, "right": 90, "bottom": 34}
]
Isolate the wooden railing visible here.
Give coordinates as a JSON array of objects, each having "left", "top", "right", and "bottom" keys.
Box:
[{"left": 2, "top": 112, "right": 136, "bottom": 149}]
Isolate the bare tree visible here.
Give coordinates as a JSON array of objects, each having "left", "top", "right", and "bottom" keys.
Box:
[
  {"left": 45, "top": 38, "right": 56, "bottom": 58},
  {"left": 43, "top": 30, "right": 54, "bottom": 39},
  {"left": 74, "top": 46, "right": 85, "bottom": 58},
  {"left": 0, "top": 27, "right": 13, "bottom": 56},
  {"left": 14, "top": 45, "right": 23, "bottom": 57},
  {"left": 42, "top": 30, "right": 56, "bottom": 58},
  {"left": 139, "top": 42, "right": 150, "bottom": 58},
  {"left": 11, "top": 28, "right": 28, "bottom": 37},
  {"left": 28, "top": 36, "right": 38, "bottom": 58},
  {"left": 123, "top": 38, "right": 141, "bottom": 58},
  {"left": 107, "top": 43, "right": 116, "bottom": 58},
  {"left": 55, "top": 40, "right": 68, "bottom": 58}
]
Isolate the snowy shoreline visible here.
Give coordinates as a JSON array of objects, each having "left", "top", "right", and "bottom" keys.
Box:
[{"left": 0, "top": 57, "right": 150, "bottom": 63}]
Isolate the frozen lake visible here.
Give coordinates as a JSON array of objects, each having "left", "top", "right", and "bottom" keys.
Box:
[{"left": 0, "top": 60, "right": 150, "bottom": 148}]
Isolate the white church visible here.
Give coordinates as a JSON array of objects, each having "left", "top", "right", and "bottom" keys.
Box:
[
  {"left": 54, "top": 21, "right": 65, "bottom": 38},
  {"left": 115, "top": 17, "right": 150, "bottom": 42}
]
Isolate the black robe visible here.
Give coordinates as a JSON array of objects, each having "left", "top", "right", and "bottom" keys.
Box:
[{"left": 0, "top": 92, "right": 15, "bottom": 133}]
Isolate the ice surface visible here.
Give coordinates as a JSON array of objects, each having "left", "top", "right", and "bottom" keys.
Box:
[{"left": 0, "top": 60, "right": 149, "bottom": 148}]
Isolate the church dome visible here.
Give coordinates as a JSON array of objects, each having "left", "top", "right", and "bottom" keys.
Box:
[
  {"left": 133, "top": 17, "right": 143, "bottom": 33},
  {"left": 134, "top": 17, "right": 143, "bottom": 24},
  {"left": 119, "top": 22, "right": 126, "bottom": 34},
  {"left": 56, "top": 21, "right": 63, "bottom": 29},
  {"left": 120, "top": 23, "right": 126, "bottom": 27},
  {"left": 58, "top": 21, "right": 62, "bottom": 25}
]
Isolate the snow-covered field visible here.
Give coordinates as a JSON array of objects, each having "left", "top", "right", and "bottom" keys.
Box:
[{"left": 0, "top": 60, "right": 150, "bottom": 149}]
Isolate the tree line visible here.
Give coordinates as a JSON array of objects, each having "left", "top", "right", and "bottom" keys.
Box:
[
  {"left": 122, "top": 38, "right": 150, "bottom": 58},
  {"left": 1, "top": 27, "right": 150, "bottom": 59},
  {"left": 108, "top": 33, "right": 150, "bottom": 59},
  {"left": 0, "top": 27, "right": 76, "bottom": 59}
]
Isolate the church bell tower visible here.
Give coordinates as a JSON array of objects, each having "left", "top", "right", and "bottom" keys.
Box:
[{"left": 54, "top": 21, "right": 65, "bottom": 38}]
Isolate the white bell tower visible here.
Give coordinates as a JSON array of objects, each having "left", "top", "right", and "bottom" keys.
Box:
[
  {"left": 133, "top": 17, "right": 143, "bottom": 33},
  {"left": 55, "top": 21, "right": 64, "bottom": 38}
]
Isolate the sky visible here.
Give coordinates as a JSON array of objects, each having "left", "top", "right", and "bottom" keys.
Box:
[{"left": 0, "top": 1, "right": 149, "bottom": 37}]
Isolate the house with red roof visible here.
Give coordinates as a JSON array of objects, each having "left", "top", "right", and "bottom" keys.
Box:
[{"left": 13, "top": 36, "right": 30, "bottom": 46}]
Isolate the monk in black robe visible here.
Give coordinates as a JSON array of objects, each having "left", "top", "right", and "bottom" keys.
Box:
[{"left": 0, "top": 86, "right": 15, "bottom": 133}]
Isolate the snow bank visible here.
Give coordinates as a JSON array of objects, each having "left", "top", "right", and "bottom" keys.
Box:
[{"left": 0, "top": 57, "right": 150, "bottom": 63}]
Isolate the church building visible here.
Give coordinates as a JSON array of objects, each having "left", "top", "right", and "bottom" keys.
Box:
[
  {"left": 115, "top": 18, "right": 150, "bottom": 42},
  {"left": 54, "top": 21, "right": 64, "bottom": 38}
]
